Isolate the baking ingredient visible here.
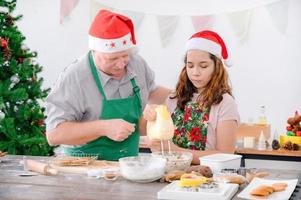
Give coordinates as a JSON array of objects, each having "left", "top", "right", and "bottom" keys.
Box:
[{"left": 147, "top": 105, "right": 174, "bottom": 140}]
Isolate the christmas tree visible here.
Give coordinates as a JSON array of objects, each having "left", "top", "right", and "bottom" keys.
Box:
[{"left": 0, "top": 0, "right": 53, "bottom": 156}]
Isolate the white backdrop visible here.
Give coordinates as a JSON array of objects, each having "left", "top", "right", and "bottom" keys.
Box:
[{"left": 15, "top": 0, "right": 301, "bottom": 138}]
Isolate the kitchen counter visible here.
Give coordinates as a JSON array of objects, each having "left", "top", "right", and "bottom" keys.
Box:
[
  {"left": 0, "top": 155, "right": 300, "bottom": 200},
  {"left": 235, "top": 148, "right": 301, "bottom": 167}
]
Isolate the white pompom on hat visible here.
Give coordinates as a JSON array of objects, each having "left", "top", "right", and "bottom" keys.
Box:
[
  {"left": 185, "top": 30, "right": 232, "bottom": 67},
  {"left": 88, "top": 9, "right": 136, "bottom": 53}
]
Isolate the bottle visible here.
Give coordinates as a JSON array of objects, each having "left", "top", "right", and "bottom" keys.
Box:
[
  {"left": 257, "top": 130, "right": 266, "bottom": 150},
  {"left": 257, "top": 105, "right": 267, "bottom": 125}
]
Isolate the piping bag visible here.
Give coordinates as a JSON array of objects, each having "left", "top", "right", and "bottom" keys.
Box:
[{"left": 147, "top": 105, "right": 174, "bottom": 155}]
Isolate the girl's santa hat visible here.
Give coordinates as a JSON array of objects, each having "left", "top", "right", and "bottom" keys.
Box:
[
  {"left": 89, "top": 10, "right": 136, "bottom": 53},
  {"left": 185, "top": 30, "right": 232, "bottom": 67}
]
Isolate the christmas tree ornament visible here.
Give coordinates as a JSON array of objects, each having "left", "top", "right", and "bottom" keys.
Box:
[
  {"left": 3, "top": 60, "right": 10, "bottom": 66},
  {"left": 27, "top": 99, "right": 33, "bottom": 104},
  {"left": 1, "top": 38, "right": 8, "bottom": 48},
  {"left": 17, "top": 57, "right": 24, "bottom": 64},
  {"left": 16, "top": 100, "right": 24, "bottom": 105},
  {"left": 10, "top": 74, "right": 20, "bottom": 84},
  {"left": 5, "top": 14, "right": 14, "bottom": 26},
  {"left": 37, "top": 119, "right": 44, "bottom": 126},
  {"left": 9, "top": 82, "right": 15, "bottom": 90},
  {"left": 3, "top": 48, "right": 12, "bottom": 60},
  {"left": 0, "top": 111, "right": 5, "bottom": 120}
]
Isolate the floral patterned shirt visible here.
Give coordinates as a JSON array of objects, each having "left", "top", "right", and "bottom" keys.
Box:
[{"left": 172, "top": 102, "right": 210, "bottom": 150}]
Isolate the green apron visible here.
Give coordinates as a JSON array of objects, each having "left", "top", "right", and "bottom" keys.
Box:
[{"left": 65, "top": 51, "right": 142, "bottom": 161}]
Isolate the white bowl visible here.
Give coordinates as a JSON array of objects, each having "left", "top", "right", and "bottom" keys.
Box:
[
  {"left": 152, "top": 151, "right": 192, "bottom": 172},
  {"left": 199, "top": 153, "right": 242, "bottom": 174},
  {"left": 119, "top": 155, "right": 166, "bottom": 183}
]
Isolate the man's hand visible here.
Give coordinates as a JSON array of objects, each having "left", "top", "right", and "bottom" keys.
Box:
[
  {"left": 102, "top": 119, "right": 135, "bottom": 141},
  {"left": 143, "top": 104, "right": 157, "bottom": 121}
]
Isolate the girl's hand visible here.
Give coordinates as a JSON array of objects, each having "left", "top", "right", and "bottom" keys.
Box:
[{"left": 148, "top": 139, "right": 179, "bottom": 152}]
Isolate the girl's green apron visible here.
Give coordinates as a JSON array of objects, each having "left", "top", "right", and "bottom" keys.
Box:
[{"left": 65, "top": 51, "right": 142, "bottom": 161}]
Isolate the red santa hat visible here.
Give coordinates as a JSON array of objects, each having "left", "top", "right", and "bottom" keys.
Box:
[
  {"left": 89, "top": 10, "right": 136, "bottom": 53},
  {"left": 185, "top": 30, "right": 232, "bottom": 67}
]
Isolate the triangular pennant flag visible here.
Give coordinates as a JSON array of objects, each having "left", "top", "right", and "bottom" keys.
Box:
[
  {"left": 60, "top": 0, "right": 79, "bottom": 24},
  {"left": 156, "top": 15, "right": 179, "bottom": 47},
  {"left": 266, "top": 0, "right": 289, "bottom": 34},
  {"left": 113, "top": 9, "right": 145, "bottom": 30},
  {"left": 227, "top": 9, "right": 253, "bottom": 44},
  {"left": 90, "top": 0, "right": 112, "bottom": 21},
  {"left": 191, "top": 15, "right": 214, "bottom": 32}
]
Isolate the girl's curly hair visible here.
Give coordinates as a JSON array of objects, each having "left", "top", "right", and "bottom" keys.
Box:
[{"left": 171, "top": 53, "right": 233, "bottom": 110}]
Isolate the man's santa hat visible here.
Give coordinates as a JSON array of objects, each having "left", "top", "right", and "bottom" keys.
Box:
[
  {"left": 89, "top": 10, "right": 136, "bottom": 53},
  {"left": 185, "top": 30, "right": 232, "bottom": 67}
]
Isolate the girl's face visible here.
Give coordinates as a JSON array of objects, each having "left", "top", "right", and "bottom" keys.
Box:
[{"left": 186, "top": 50, "right": 215, "bottom": 92}]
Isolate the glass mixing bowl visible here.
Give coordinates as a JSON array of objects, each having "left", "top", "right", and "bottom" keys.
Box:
[
  {"left": 119, "top": 155, "right": 166, "bottom": 183},
  {"left": 152, "top": 151, "right": 193, "bottom": 172}
]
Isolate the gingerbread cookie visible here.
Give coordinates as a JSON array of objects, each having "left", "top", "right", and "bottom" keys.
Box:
[{"left": 250, "top": 185, "right": 274, "bottom": 196}]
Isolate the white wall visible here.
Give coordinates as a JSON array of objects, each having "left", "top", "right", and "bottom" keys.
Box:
[{"left": 15, "top": 0, "right": 301, "bottom": 138}]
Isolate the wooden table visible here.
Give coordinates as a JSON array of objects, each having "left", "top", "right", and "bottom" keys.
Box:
[
  {"left": 235, "top": 148, "right": 301, "bottom": 167},
  {"left": 1, "top": 155, "right": 301, "bottom": 200}
]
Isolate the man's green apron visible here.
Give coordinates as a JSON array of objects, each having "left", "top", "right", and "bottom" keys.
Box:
[{"left": 65, "top": 51, "right": 142, "bottom": 161}]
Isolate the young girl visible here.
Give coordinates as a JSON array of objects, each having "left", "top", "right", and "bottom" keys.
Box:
[{"left": 143, "top": 30, "right": 240, "bottom": 164}]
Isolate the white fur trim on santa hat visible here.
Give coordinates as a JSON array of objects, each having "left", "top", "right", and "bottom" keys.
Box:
[
  {"left": 224, "top": 58, "right": 233, "bottom": 67},
  {"left": 185, "top": 38, "right": 222, "bottom": 59},
  {"left": 89, "top": 32, "right": 135, "bottom": 53}
]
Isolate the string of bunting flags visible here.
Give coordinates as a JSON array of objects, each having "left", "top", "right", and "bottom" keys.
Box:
[{"left": 60, "top": 0, "right": 289, "bottom": 46}]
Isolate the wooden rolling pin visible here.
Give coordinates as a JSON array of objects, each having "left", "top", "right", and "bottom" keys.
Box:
[{"left": 26, "top": 159, "right": 58, "bottom": 175}]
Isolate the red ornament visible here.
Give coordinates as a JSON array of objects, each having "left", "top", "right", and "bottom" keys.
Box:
[
  {"left": 1, "top": 38, "right": 8, "bottom": 48},
  {"left": 286, "top": 126, "right": 293, "bottom": 131},
  {"left": 18, "top": 58, "right": 24, "bottom": 64},
  {"left": 37, "top": 119, "right": 44, "bottom": 126},
  {"left": 296, "top": 131, "right": 301, "bottom": 137}
]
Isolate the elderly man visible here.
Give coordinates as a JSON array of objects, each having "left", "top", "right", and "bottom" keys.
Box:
[{"left": 45, "top": 10, "right": 169, "bottom": 160}]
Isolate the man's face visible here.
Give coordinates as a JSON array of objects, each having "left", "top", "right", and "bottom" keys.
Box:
[{"left": 93, "top": 50, "right": 130, "bottom": 80}]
